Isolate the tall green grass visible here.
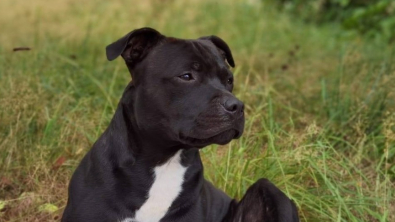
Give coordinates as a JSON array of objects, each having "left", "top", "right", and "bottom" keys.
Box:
[{"left": 0, "top": 0, "right": 394, "bottom": 221}]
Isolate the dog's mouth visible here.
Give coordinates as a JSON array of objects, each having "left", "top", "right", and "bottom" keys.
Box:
[{"left": 179, "top": 129, "right": 241, "bottom": 148}]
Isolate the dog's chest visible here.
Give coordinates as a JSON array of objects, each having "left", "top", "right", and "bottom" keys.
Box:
[{"left": 121, "top": 150, "right": 187, "bottom": 222}]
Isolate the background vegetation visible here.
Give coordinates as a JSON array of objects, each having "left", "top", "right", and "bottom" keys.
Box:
[
  {"left": 0, "top": 0, "right": 394, "bottom": 221},
  {"left": 271, "top": 0, "right": 395, "bottom": 42}
]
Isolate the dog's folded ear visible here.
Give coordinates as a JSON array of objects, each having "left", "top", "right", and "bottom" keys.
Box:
[
  {"left": 106, "top": 27, "right": 165, "bottom": 65},
  {"left": 199, "top": 35, "right": 235, "bottom": 68}
]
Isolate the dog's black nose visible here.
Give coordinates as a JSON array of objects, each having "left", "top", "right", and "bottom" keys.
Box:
[{"left": 222, "top": 97, "right": 244, "bottom": 114}]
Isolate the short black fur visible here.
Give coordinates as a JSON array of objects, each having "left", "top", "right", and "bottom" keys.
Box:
[{"left": 62, "top": 27, "right": 299, "bottom": 222}]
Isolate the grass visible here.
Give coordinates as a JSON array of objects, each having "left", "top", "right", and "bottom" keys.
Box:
[{"left": 0, "top": 0, "right": 394, "bottom": 221}]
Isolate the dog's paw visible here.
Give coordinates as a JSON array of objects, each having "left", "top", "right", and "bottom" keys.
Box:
[{"left": 223, "top": 178, "right": 299, "bottom": 222}]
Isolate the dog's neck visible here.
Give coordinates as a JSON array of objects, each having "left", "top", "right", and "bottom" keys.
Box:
[
  {"left": 87, "top": 104, "right": 206, "bottom": 219},
  {"left": 97, "top": 103, "right": 204, "bottom": 176},
  {"left": 105, "top": 103, "right": 189, "bottom": 164}
]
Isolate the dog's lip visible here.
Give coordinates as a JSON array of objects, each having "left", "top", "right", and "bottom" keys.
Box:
[
  {"left": 179, "top": 129, "right": 239, "bottom": 147},
  {"left": 191, "top": 114, "right": 244, "bottom": 138}
]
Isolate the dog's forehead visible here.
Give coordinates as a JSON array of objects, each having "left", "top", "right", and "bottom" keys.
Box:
[
  {"left": 155, "top": 38, "right": 226, "bottom": 67},
  {"left": 192, "top": 39, "right": 221, "bottom": 54},
  {"left": 189, "top": 39, "right": 230, "bottom": 72},
  {"left": 190, "top": 39, "right": 225, "bottom": 62}
]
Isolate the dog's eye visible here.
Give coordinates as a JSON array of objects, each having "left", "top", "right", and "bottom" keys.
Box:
[
  {"left": 227, "top": 77, "right": 233, "bottom": 85},
  {"left": 179, "top": 73, "right": 194, "bottom": 81}
]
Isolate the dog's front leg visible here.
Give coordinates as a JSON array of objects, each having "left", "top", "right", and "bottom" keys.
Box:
[{"left": 222, "top": 178, "right": 299, "bottom": 222}]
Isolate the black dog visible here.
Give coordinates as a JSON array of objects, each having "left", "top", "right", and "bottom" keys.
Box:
[{"left": 62, "top": 27, "right": 299, "bottom": 222}]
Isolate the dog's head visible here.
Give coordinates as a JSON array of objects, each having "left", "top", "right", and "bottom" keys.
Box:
[{"left": 106, "top": 27, "right": 244, "bottom": 148}]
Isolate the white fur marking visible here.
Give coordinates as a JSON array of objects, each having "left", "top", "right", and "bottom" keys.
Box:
[{"left": 121, "top": 150, "right": 187, "bottom": 222}]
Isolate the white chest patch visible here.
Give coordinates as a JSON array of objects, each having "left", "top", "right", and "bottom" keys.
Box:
[{"left": 121, "top": 150, "right": 187, "bottom": 222}]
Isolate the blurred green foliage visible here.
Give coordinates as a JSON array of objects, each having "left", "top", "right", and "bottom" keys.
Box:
[{"left": 270, "top": 0, "right": 395, "bottom": 42}]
